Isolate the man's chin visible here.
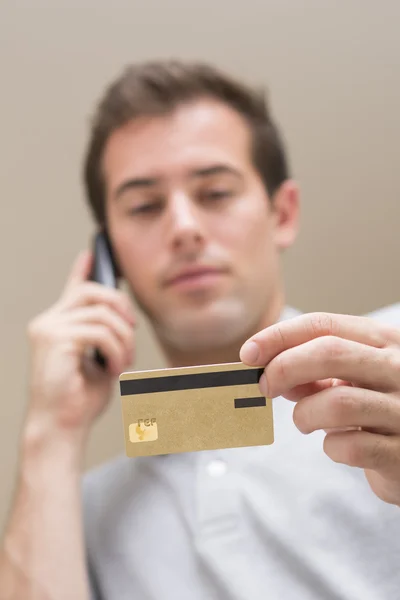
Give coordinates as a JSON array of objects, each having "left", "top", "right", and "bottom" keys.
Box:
[{"left": 154, "top": 302, "right": 251, "bottom": 352}]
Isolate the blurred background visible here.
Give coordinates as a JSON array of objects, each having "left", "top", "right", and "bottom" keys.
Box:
[{"left": 1, "top": 1, "right": 399, "bottom": 531}]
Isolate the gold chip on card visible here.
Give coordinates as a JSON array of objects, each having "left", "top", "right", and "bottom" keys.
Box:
[{"left": 129, "top": 419, "right": 158, "bottom": 443}]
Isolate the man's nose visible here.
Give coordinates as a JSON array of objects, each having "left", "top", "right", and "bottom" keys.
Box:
[{"left": 166, "top": 193, "right": 205, "bottom": 253}]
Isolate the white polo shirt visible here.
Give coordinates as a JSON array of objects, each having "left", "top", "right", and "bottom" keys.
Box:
[{"left": 83, "top": 304, "right": 400, "bottom": 600}]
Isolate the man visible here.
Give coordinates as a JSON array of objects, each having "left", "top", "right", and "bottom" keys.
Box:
[{"left": 1, "top": 60, "right": 400, "bottom": 600}]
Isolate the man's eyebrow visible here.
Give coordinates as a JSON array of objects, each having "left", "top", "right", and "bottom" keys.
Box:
[
  {"left": 114, "top": 165, "right": 242, "bottom": 199},
  {"left": 191, "top": 164, "right": 242, "bottom": 179},
  {"left": 115, "top": 177, "right": 161, "bottom": 199}
]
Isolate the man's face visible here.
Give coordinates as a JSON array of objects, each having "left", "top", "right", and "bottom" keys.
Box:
[{"left": 103, "top": 99, "right": 299, "bottom": 353}]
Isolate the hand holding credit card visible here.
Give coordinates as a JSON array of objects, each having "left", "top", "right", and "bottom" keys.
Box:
[{"left": 119, "top": 361, "right": 274, "bottom": 457}]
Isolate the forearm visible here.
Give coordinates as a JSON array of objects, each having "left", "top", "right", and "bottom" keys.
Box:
[{"left": 0, "top": 425, "right": 90, "bottom": 600}]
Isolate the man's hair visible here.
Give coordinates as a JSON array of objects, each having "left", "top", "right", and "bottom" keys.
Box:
[{"left": 83, "top": 59, "right": 290, "bottom": 225}]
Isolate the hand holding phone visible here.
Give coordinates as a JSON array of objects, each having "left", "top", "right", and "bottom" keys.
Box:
[{"left": 26, "top": 247, "right": 134, "bottom": 438}]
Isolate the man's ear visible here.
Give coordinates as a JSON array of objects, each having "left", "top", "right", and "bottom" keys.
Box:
[{"left": 270, "top": 179, "right": 300, "bottom": 251}]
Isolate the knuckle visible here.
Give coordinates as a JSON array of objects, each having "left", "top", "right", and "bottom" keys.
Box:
[
  {"left": 380, "top": 324, "right": 400, "bottom": 348},
  {"left": 308, "top": 312, "right": 337, "bottom": 338},
  {"left": 272, "top": 324, "right": 287, "bottom": 348},
  {"left": 98, "top": 326, "right": 121, "bottom": 351},
  {"left": 272, "top": 353, "right": 289, "bottom": 385},
  {"left": 329, "top": 388, "right": 354, "bottom": 422},
  {"left": 62, "top": 287, "right": 82, "bottom": 308},
  {"left": 79, "top": 280, "right": 106, "bottom": 300},
  {"left": 360, "top": 388, "right": 378, "bottom": 417},
  {"left": 27, "top": 313, "right": 53, "bottom": 343},
  {"left": 80, "top": 281, "right": 99, "bottom": 297},
  {"left": 385, "top": 347, "right": 400, "bottom": 385},
  {"left": 96, "top": 324, "right": 111, "bottom": 341},
  {"left": 96, "top": 303, "right": 112, "bottom": 321},
  {"left": 320, "top": 336, "right": 345, "bottom": 364}
]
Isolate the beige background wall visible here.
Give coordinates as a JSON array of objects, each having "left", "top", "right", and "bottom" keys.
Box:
[{"left": 1, "top": 1, "right": 399, "bottom": 531}]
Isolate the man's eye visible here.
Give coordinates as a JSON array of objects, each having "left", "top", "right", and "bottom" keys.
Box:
[
  {"left": 203, "top": 189, "right": 233, "bottom": 201},
  {"left": 129, "top": 201, "right": 163, "bottom": 215}
]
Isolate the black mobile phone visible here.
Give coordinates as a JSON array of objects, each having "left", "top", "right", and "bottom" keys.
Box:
[{"left": 89, "top": 231, "right": 120, "bottom": 369}]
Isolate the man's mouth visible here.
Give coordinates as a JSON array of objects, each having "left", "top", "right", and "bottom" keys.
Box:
[{"left": 164, "top": 266, "right": 228, "bottom": 290}]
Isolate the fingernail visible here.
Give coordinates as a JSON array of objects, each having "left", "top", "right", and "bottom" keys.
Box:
[
  {"left": 259, "top": 373, "right": 268, "bottom": 396},
  {"left": 240, "top": 341, "right": 260, "bottom": 365}
]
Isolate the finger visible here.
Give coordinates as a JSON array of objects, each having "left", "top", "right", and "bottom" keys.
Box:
[
  {"left": 65, "top": 305, "right": 135, "bottom": 365},
  {"left": 282, "top": 379, "right": 342, "bottom": 402},
  {"left": 293, "top": 386, "right": 400, "bottom": 435},
  {"left": 323, "top": 429, "right": 400, "bottom": 476},
  {"left": 68, "top": 324, "right": 129, "bottom": 376},
  {"left": 60, "top": 283, "right": 136, "bottom": 326},
  {"left": 63, "top": 250, "right": 93, "bottom": 294},
  {"left": 240, "top": 312, "right": 398, "bottom": 367},
  {"left": 260, "top": 336, "right": 395, "bottom": 398}
]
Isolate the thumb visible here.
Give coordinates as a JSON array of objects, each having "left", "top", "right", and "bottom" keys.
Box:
[{"left": 63, "top": 249, "right": 93, "bottom": 293}]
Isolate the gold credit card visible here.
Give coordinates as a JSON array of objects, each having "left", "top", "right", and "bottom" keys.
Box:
[{"left": 119, "top": 362, "right": 273, "bottom": 457}]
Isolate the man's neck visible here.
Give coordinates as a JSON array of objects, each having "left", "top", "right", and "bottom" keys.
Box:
[{"left": 162, "top": 292, "right": 285, "bottom": 368}]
